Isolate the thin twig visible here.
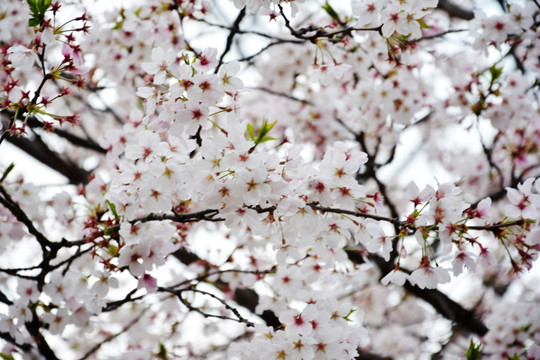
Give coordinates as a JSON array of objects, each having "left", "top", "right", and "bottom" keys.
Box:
[{"left": 79, "top": 307, "right": 148, "bottom": 360}]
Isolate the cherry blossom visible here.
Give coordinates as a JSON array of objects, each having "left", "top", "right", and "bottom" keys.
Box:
[
  {"left": 409, "top": 257, "right": 451, "bottom": 289},
  {"left": 141, "top": 47, "right": 176, "bottom": 85},
  {"left": 7, "top": 45, "right": 37, "bottom": 71},
  {"left": 351, "top": 0, "right": 382, "bottom": 27},
  {"left": 1, "top": 0, "right": 540, "bottom": 359}
]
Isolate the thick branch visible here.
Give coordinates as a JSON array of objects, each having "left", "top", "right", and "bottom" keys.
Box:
[
  {"left": 438, "top": 0, "right": 475, "bottom": 20},
  {"left": 0, "top": 331, "right": 34, "bottom": 353},
  {"left": 363, "top": 254, "right": 488, "bottom": 336},
  {"left": 1, "top": 110, "right": 107, "bottom": 154},
  {"left": 25, "top": 309, "right": 59, "bottom": 360},
  {"left": 0, "top": 186, "right": 51, "bottom": 250},
  {"left": 2, "top": 133, "right": 91, "bottom": 185}
]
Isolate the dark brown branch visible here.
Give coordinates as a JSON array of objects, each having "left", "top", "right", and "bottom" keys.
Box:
[
  {"left": 0, "top": 290, "right": 13, "bottom": 305},
  {"left": 233, "top": 288, "right": 282, "bottom": 329},
  {"left": 134, "top": 203, "right": 527, "bottom": 235},
  {"left": 161, "top": 287, "right": 255, "bottom": 327},
  {"left": 170, "top": 248, "right": 281, "bottom": 329},
  {"left": 25, "top": 308, "right": 60, "bottom": 360},
  {"left": 0, "top": 186, "right": 52, "bottom": 250},
  {"left": 171, "top": 267, "right": 276, "bottom": 289},
  {"left": 438, "top": 0, "right": 475, "bottom": 20},
  {"left": 1, "top": 108, "right": 106, "bottom": 152},
  {"left": 21, "top": 113, "right": 106, "bottom": 154},
  {"left": 79, "top": 308, "right": 147, "bottom": 360},
  {"left": 215, "top": 8, "right": 246, "bottom": 73},
  {"left": 102, "top": 289, "right": 142, "bottom": 312},
  {"left": 195, "top": 17, "right": 306, "bottom": 43},
  {"left": 467, "top": 219, "right": 525, "bottom": 231},
  {"left": 356, "top": 253, "right": 489, "bottom": 336},
  {"left": 403, "top": 282, "right": 488, "bottom": 335},
  {"left": 278, "top": 4, "right": 382, "bottom": 42},
  {"left": 308, "top": 203, "right": 403, "bottom": 225},
  {"left": 129, "top": 208, "right": 224, "bottom": 225},
  {"left": 238, "top": 40, "right": 297, "bottom": 63},
  {"left": 356, "top": 350, "right": 393, "bottom": 360},
  {"left": 0, "top": 331, "right": 34, "bottom": 353},
  {"left": 248, "top": 86, "right": 312, "bottom": 105},
  {"left": 2, "top": 131, "right": 91, "bottom": 185},
  {"left": 352, "top": 130, "right": 402, "bottom": 263},
  {"left": 415, "top": 29, "right": 467, "bottom": 42}
]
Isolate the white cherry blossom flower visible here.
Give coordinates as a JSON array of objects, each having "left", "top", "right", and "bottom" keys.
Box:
[
  {"left": 381, "top": 269, "right": 408, "bottom": 286},
  {"left": 142, "top": 47, "right": 176, "bottom": 85},
  {"left": 8, "top": 45, "right": 37, "bottom": 71},
  {"left": 409, "top": 258, "right": 451, "bottom": 289},
  {"left": 280, "top": 305, "right": 317, "bottom": 337},
  {"left": 194, "top": 47, "right": 218, "bottom": 72},
  {"left": 505, "top": 178, "right": 539, "bottom": 219},
  {"left": 42, "top": 308, "right": 70, "bottom": 335},
  {"left": 352, "top": 0, "right": 382, "bottom": 27}
]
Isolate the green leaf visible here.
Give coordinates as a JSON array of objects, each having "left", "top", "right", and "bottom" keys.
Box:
[
  {"left": 106, "top": 200, "right": 118, "bottom": 219},
  {"left": 343, "top": 308, "right": 356, "bottom": 321},
  {"left": 107, "top": 243, "right": 119, "bottom": 256},
  {"left": 255, "top": 119, "right": 276, "bottom": 143},
  {"left": 247, "top": 119, "right": 278, "bottom": 151},
  {"left": 465, "top": 339, "right": 482, "bottom": 360},
  {"left": 112, "top": 8, "right": 126, "bottom": 30},
  {"left": 28, "top": 18, "right": 41, "bottom": 27},
  {"left": 322, "top": 1, "right": 340, "bottom": 22},
  {"left": 246, "top": 123, "right": 255, "bottom": 141},
  {"left": 263, "top": 119, "right": 277, "bottom": 132},
  {"left": 489, "top": 65, "right": 503, "bottom": 83},
  {"left": 157, "top": 342, "right": 167, "bottom": 360},
  {"left": 0, "top": 163, "right": 15, "bottom": 183},
  {"left": 0, "top": 353, "right": 15, "bottom": 360},
  {"left": 259, "top": 136, "right": 277, "bottom": 143},
  {"left": 27, "top": 0, "right": 39, "bottom": 12},
  {"left": 417, "top": 19, "right": 430, "bottom": 29},
  {"left": 26, "top": 0, "right": 52, "bottom": 27},
  {"left": 42, "top": 0, "right": 53, "bottom": 9}
]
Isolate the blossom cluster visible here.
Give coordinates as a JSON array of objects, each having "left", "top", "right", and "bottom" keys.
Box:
[
  {"left": 231, "top": 300, "right": 365, "bottom": 360},
  {"left": 231, "top": 0, "right": 306, "bottom": 16},
  {"left": 1, "top": 1, "right": 88, "bottom": 137},
  {"left": 353, "top": 0, "right": 438, "bottom": 38},
  {"left": 1, "top": 0, "right": 540, "bottom": 359}
]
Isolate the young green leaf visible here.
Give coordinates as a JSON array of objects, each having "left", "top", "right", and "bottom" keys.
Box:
[
  {"left": 246, "top": 123, "right": 255, "bottom": 141},
  {"left": 0, "top": 353, "right": 15, "bottom": 360},
  {"left": 417, "top": 19, "right": 431, "bottom": 29},
  {"left": 465, "top": 339, "right": 482, "bottom": 360},
  {"left": 0, "top": 163, "right": 15, "bottom": 184},
  {"left": 254, "top": 119, "right": 277, "bottom": 145},
  {"left": 322, "top": 1, "right": 340, "bottom": 22},
  {"left": 26, "top": 0, "right": 52, "bottom": 27},
  {"left": 489, "top": 65, "right": 503, "bottom": 85},
  {"left": 258, "top": 136, "right": 277, "bottom": 143},
  {"left": 106, "top": 200, "right": 120, "bottom": 221},
  {"left": 157, "top": 343, "right": 167, "bottom": 360}
]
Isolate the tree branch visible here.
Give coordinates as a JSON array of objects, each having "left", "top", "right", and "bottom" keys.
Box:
[
  {"left": 438, "top": 0, "right": 475, "bottom": 20},
  {"left": 1, "top": 131, "right": 91, "bottom": 185},
  {"left": 215, "top": 8, "right": 246, "bottom": 73},
  {"left": 79, "top": 308, "right": 148, "bottom": 360}
]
